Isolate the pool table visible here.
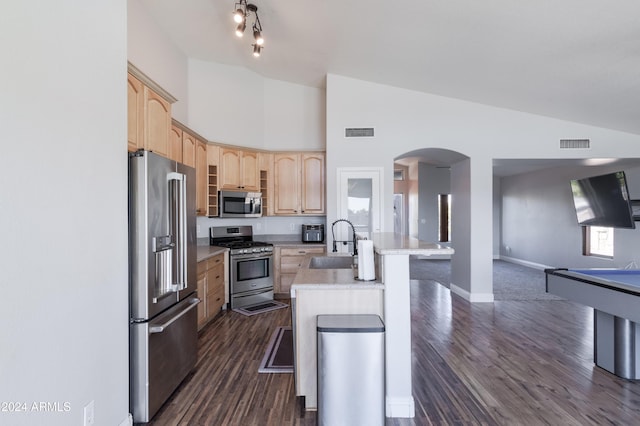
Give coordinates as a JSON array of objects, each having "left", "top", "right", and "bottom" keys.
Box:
[{"left": 545, "top": 268, "right": 640, "bottom": 380}]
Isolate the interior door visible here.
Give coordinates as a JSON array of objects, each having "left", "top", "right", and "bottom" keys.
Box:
[{"left": 336, "top": 167, "right": 383, "bottom": 253}]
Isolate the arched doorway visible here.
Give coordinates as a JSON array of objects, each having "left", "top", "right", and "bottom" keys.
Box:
[{"left": 395, "top": 148, "right": 469, "bottom": 242}]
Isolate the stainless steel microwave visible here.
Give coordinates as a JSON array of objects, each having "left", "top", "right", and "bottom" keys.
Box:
[{"left": 219, "top": 190, "right": 262, "bottom": 218}]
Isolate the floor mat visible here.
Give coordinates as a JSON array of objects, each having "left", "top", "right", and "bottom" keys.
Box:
[
  {"left": 233, "top": 300, "right": 289, "bottom": 316},
  {"left": 258, "top": 326, "right": 293, "bottom": 373}
]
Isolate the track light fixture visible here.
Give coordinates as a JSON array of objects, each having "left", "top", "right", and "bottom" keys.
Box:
[{"left": 232, "top": 0, "right": 264, "bottom": 57}]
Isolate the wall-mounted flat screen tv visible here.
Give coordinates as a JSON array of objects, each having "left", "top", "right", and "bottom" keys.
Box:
[{"left": 570, "top": 171, "right": 635, "bottom": 229}]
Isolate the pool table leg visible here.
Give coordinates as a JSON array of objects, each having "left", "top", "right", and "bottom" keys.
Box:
[{"left": 594, "top": 309, "right": 640, "bottom": 380}]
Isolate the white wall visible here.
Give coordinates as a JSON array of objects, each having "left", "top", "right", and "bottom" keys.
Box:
[
  {"left": 264, "top": 78, "right": 326, "bottom": 151},
  {"left": 188, "top": 59, "right": 264, "bottom": 147},
  {"left": 188, "top": 59, "right": 325, "bottom": 150},
  {"left": 128, "top": 0, "right": 189, "bottom": 122},
  {"left": 326, "top": 73, "right": 640, "bottom": 299},
  {"left": 500, "top": 163, "right": 640, "bottom": 269},
  {"left": 0, "top": 2, "right": 129, "bottom": 425}
]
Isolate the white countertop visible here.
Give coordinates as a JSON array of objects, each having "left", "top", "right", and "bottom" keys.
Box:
[
  {"left": 196, "top": 245, "right": 228, "bottom": 263},
  {"left": 369, "top": 232, "right": 454, "bottom": 255},
  {"left": 290, "top": 254, "right": 384, "bottom": 297}
]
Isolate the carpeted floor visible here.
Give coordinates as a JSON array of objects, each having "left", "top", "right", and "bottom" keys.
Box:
[{"left": 409, "top": 257, "right": 563, "bottom": 301}]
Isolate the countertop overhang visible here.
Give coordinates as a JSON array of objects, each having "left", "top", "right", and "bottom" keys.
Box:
[{"left": 369, "top": 232, "right": 454, "bottom": 256}]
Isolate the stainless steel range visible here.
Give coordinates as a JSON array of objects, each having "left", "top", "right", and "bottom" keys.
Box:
[{"left": 210, "top": 226, "right": 274, "bottom": 309}]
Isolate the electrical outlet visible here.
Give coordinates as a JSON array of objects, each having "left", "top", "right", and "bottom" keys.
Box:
[
  {"left": 196, "top": 225, "right": 201, "bottom": 235},
  {"left": 289, "top": 223, "right": 295, "bottom": 231},
  {"left": 83, "top": 400, "right": 95, "bottom": 426}
]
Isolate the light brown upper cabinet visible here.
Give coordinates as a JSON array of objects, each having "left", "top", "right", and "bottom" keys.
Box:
[
  {"left": 274, "top": 152, "right": 325, "bottom": 215},
  {"left": 196, "top": 140, "right": 208, "bottom": 216},
  {"left": 169, "top": 120, "right": 197, "bottom": 168},
  {"left": 143, "top": 87, "right": 171, "bottom": 157},
  {"left": 181, "top": 131, "right": 196, "bottom": 168},
  {"left": 219, "top": 148, "right": 259, "bottom": 191},
  {"left": 128, "top": 65, "right": 176, "bottom": 157},
  {"left": 169, "top": 124, "right": 183, "bottom": 163},
  {"left": 127, "top": 74, "right": 144, "bottom": 152}
]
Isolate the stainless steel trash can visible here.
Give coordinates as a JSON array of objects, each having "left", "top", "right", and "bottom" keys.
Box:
[{"left": 317, "top": 314, "right": 385, "bottom": 426}]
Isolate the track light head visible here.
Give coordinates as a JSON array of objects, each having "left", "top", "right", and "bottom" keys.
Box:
[
  {"left": 252, "top": 44, "right": 262, "bottom": 57},
  {"left": 235, "top": 21, "right": 246, "bottom": 37},
  {"left": 253, "top": 28, "right": 264, "bottom": 46},
  {"left": 233, "top": 8, "right": 245, "bottom": 23}
]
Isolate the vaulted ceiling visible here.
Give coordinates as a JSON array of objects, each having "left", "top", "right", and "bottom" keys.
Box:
[{"left": 139, "top": 0, "right": 640, "bottom": 136}]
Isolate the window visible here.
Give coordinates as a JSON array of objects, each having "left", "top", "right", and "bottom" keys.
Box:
[
  {"left": 583, "top": 226, "right": 614, "bottom": 258},
  {"left": 438, "top": 194, "right": 451, "bottom": 242}
]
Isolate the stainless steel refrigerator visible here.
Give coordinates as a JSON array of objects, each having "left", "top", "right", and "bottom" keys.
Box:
[{"left": 128, "top": 150, "right": 199, "bottom": 423}]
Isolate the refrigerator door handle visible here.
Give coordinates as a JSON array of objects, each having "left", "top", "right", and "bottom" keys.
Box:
[
  {"left": 149, "top": 297, "right": 200, "bottom": 334},
  {"left": 168, "top": 172, "right": 188, "bottom": 290}
]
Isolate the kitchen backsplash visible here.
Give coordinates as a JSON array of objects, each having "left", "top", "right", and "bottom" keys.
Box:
[{"left": 196, "top": 215, "right": 325, "bottom": 238}]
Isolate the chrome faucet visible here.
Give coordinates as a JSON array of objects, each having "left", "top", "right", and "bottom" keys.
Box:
[{"left": 331, "top": 219, "right": 358, "bottom": 256}]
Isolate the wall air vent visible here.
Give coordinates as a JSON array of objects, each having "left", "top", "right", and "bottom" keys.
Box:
[
  {"left": 345, "top": 127, "right": 375, "bottom": 138},
  {"left": 560, "top": 139, "right": 590, "bottom": 149}
]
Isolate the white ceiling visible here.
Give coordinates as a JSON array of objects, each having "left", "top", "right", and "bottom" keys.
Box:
[
  {"left": 139, "top": 1, "right": 640, "bottom": 177},
  {"left": 140, "top": 0, "right": 640, "bottom": 136}
]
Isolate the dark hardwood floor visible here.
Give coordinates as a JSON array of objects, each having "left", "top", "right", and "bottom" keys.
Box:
[{"left": 149, "top": 280, "right": 640, "bottom": 425}]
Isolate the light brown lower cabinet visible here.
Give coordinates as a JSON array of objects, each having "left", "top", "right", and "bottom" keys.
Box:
[
  {"left": 274, "top": 245, "right": 326, "bottom": 297},
  {"left": 197, "top": 253, "right": 226, "bottom": 330}
]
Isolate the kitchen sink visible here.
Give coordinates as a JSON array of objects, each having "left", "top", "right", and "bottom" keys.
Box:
[{"left": 308, "top": 256, "right": 354, "bottom": 269}]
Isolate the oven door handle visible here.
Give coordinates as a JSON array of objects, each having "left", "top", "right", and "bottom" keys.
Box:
[{"left": 233, "top": 252, "right": 273, "bottom": 260}]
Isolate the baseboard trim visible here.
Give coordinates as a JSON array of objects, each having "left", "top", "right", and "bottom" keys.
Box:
[
  {"left": 499, "top": 255, "right": 553, "bottom": 271},
  {"left": 450, "top": 283, "right": 494, "bottom": 303},
  {"left": 386, "top": 396, "right": 415, "bottom": 418}
]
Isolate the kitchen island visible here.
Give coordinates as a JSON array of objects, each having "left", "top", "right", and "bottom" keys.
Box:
[
  {"left": 291, "top": 254, "right": 385, "bottom": 411},
  {"left": 291, "top": 233, "right": 453, "bottom": 418}
]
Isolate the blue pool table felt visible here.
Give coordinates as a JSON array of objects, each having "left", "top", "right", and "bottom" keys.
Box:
[{"left": 570, "top": 269, "right": 640, "bottom": 288}]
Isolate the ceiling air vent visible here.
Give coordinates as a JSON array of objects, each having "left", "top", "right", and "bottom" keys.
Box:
[
  {"left": 560, "top": 139, "right": 590, "bottom": 149},
  {"left": 345, "top": 127, "right": 374, "bottom": 138}
]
